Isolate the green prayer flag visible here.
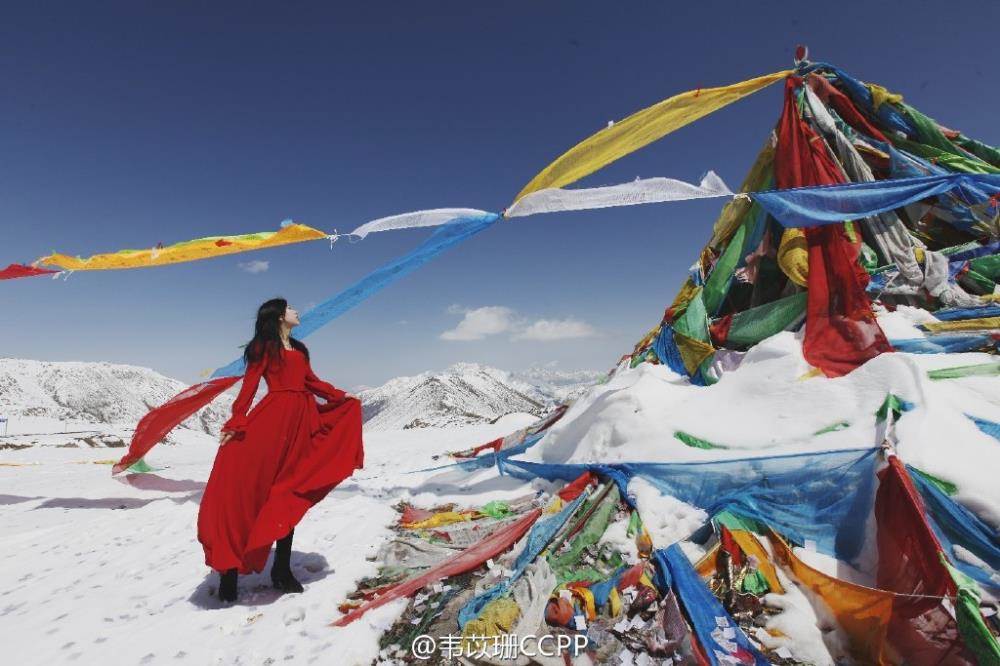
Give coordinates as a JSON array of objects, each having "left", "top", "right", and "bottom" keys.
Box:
[
  {"left": 910, "top": 467, "right": 959, "bottom": 496},
  {"left": 740, "top": 569, "right": 771, "bottom": 596},
  {"left": 942, "top": 557, "right": 1000, "bottom": 665},
  {"left": 814, "top": 421, "right": 851, "bottom": 435},
  {"left": 479, "top": 500, "right": 512, "bottom": 520},
  {"left": 126, "top": 458, "right": 156, "bottom": 474},
  {"left": 928, "top": 364, "right": 1000, "bottom": 380},
  {"left": 674, "top": 430, "right": 727, "bottom": 450}
]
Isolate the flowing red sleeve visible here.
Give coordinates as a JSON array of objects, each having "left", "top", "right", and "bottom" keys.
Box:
[
  {"left": 222, "top": 359, "right": 266, "bottom": 435},
  {"left": 112, "top": 374, "right": 242, "bottom": 475},
  {"left": 304, "top": 362, "right": 347, "bottom": 411}
]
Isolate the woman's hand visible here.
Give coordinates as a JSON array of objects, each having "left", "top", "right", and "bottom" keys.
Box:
[{"left": 220, "top": 430, "right": 235, "bottom": 446}]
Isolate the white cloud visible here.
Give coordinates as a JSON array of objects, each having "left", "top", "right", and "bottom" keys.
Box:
[
  {"left": 238, "top": 260, "right": 270, "bottom": 274},
  {"left": 440, "top": 306, "right": 519, "bottom": 341},
  {"left": 441, "top": 306, "right": 598, "bottom": 342},
  {"left": 513, "top": 318, "right": 598, "bottom": 341}
]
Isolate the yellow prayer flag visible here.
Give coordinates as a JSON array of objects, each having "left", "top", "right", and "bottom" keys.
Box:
[
  {"left": 922, "top": 317, "right": 1000, "bottom": 334},
  {"left": 514, "top": 70, "right": 792, "bottom": 202},
  {"left": 38, "top": 223, "right": 328, "bottom": 272},
  {"left": 777, "top": 228, "right": 809, "bottom": 287}
]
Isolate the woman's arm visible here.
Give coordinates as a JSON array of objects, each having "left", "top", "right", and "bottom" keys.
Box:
[
  {"left": 304, "top": 362, "right": 351, "bottom": 408},
  {"left": 221, "top": 359, "right": 267, "bottom": 439}
]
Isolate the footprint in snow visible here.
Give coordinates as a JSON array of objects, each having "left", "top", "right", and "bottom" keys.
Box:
[{"left": 283, "top": 607, "right": 305, "bottom": 625}]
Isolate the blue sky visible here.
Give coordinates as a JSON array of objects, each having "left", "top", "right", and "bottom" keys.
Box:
[{"left": 2, "top": 1, "right": 997, "bottom": 389}]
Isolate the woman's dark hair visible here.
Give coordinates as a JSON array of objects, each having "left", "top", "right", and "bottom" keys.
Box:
[{"left": 243, "top": 297, "right": 310, "bottom": 366}]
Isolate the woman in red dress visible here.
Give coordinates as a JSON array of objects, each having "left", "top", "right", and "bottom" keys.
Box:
[{"left": 198, "top": 298, "right": 364, "bottom": 602}]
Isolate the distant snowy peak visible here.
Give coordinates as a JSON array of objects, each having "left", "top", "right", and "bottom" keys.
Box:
[
  {"left": 359, "top": 362, "right": 602, "bottom": 431},
  {"left": 0, "top": 358, "right": 602, "bottom": 447},
  {"left": 509, "top": 366, "right": 608, "bottom": 404},
  {"left": 0, "top": 358, "right": 231, "bottom": 447}
]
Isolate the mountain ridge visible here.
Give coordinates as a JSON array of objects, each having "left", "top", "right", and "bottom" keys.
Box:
[
  {"left": 0, "top": 359, "right": 601, "bottom": 446},
  {"left": 358, "top": 362, "right": 602, "bottom": 430}
]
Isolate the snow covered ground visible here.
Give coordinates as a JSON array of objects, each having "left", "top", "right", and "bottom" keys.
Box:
[
  {"left": 2, "top": 306, "right": 997, "bottom": 665},
  {"left": 0, "top": 413, "right": 544, "bottom": 666},
  {"left": 526, "top": 308, "right": 1000, "bottom": 522}
]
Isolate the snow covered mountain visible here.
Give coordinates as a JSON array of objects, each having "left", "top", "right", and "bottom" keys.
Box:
[
  {"left": 0, "top": 358, "right": 232, "bottom": 449},
  {"left": 510, "top": 365, "right": 608, "bottom": 404},
  {"left": 0, "top": 358, "right": 601, "bottom": 448},
  {"left": 358, "top": 362, "right": 603, "bottom": 430}
]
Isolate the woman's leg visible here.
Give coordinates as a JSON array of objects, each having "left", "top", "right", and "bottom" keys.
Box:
[
  {"left": 270, "top": 529, "right": 304, "bottom": 593},
  {"left": 218, "top": 568, "right": 238, "bottom": 602}
]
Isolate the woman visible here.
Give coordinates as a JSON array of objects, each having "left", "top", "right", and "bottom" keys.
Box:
[{"left": 198, "top": 298, "right": 364, "bottom": 603}]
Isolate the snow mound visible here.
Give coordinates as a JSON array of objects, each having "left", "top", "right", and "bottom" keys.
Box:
[{"left": 525, "top": 330, "right": 1000, "bottom": 521}]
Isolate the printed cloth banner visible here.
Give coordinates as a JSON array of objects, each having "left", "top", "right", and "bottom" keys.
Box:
[
  {"left": 752, "top": 173, "right": 1000, "bottom": 229},
  {"left": 213, "top": 213, "right": 500, "bottom": 377},
  {"left": 906, "top": 464, "right": 1000, "bottom": 594},
  {"left": 39, "top": 223, "right": 329, "bottom": 271},
  {"left": 456, "top": 493, "right": 587, "bottom": 628},
  {"left": 655, "top": 544, "right": 770, "bottom": 665},
  {"left": 504, "top": 172, "right": 732, "bottom": 218},
  {"left": 0, "top": 263, "right": 59, "bottom": 280},
  {"left": 889, "top": 335, "right": 996, "bottom": 354},
  {"left": 515, "top": 70, "right": 791, "bottom": 201},
  {"left": 349, "top": 208, "right": 493, "bottom": 239},
  {"left": 501, "top": 447, "right": 881, "bottom": 562},
  {"left": 874, "top": 456, "right": 975, "bottom": 665},
  {"left": 774, "top": 77, "right": 892, "bottom": 377},
  {"left": 330, "top": 509, "right": 542, "bottom": 627}
]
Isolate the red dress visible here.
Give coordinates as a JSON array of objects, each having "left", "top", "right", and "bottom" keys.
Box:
[{"left": 197, "top": 348, "right": 364, "bottom": 573}]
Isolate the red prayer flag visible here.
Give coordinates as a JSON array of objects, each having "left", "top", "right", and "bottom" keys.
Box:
[
  {"left": 557, "top": 471, "right": 596, "bottom": 502},
  {"left": 453, "top": 437, "right": 504, "bottom": 459},
  {"left": 398, "top": 505, "right": 436, "bottom": 526},
  {"left": 875, "top": 456, "right": 975, "bottom": 664},
  {"left": 775, "top": 78, "right": 892, "bottom": 377},
  {"left": 718, "top": 525, "right": 745, "bottom": 568},
  {"left": 710, "top": 314, "right": 733, "bottom": 347},
  {"left": 806, "top": 74, "right": 888, "bottom": 144},
  {"left": 330, "top": 509, "right": 541, "bottom": 627},
  {"left": 0, "top": 263, "right": 58, "bottom": 280}
]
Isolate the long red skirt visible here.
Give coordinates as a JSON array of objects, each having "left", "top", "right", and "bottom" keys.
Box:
[{"left": 197, "top": 397, "right": 364, "bottom": 573}]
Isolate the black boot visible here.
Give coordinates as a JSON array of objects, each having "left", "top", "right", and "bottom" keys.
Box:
[
  {"left": 270, "top": 529, "right": 304, "bottom": 593},
  {"left": 218, "top": 568, "right": 238, "bottom": 603}
]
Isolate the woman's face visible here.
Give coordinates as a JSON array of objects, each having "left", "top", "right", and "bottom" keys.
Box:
[{"left": 282, "top": 306, "right": 300, "bottom": 328}]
